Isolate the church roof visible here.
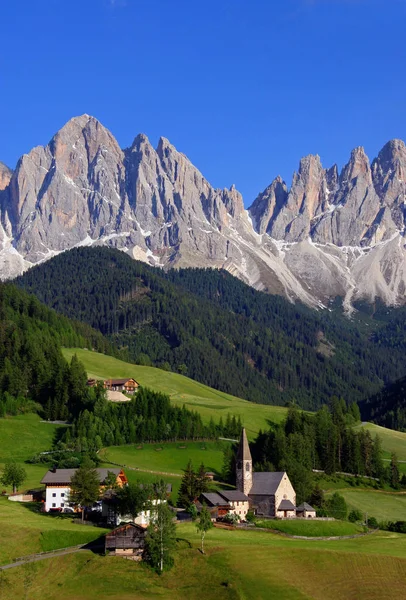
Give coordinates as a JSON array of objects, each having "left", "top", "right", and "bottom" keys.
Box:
[
  {"left": 201, "top": 492, "right": 229, "bottom": 507},
  {"left": 218, "top": 490, "right": 250, "bottom": 503},
  {"left": 249, "top": 472, "right": 285, "bottom": 495},
  {"left": 237, "top": 428, "right": 252, "bottom": 462},
  {"left": 296, "top": 502, "right": 316, "bottom": 512},
  {"left": 278, "top": 499, "right": 296, "bottom": 511}
]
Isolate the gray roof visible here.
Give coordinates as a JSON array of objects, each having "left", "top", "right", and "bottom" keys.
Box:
[
  {"left": 218, "top": 490, "right": 250, "bottom": 502},
  {"left": 278, "top": 499, "right": 296, "bottom": 511},
  {"left": 249, "top": 472, "right": 285, "bottom": 495},
  {"left": 201, "top": 492, "right": 229, "bottom": 506},
  {"left": 237, "top": 428, "right": 252, "bottom": 462},
  {"left": 41, "top": 468, "right": 120, "bottom": 485},
  {"left": 296, "top": 502, "right": 316, "bottom": 512}
]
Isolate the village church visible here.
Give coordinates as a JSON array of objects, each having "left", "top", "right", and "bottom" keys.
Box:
[{"left": 236, "top": 428, "right": 308, "bottom": 518}]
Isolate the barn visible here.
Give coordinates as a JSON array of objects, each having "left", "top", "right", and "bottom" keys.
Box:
[{"left": 104, "top": 522, "right": 147, "bottom": 560}]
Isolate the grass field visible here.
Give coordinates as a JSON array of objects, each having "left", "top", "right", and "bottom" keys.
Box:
[
  {"left": 0, "top": 497, "right": 107, "bottom": 566},
  {"left": 62, "top": 348, "right": 288, "bottom": 437},
  {"left": 255, "top": 519, "right": 364, "bottom": 537},
  {"left": 0, "top": 414, "right": 66, "bottom": 493},
  {"left": 101, "top": 440, "right": 230, "bottom": 502},
  {"left": 356, "top": 423, "right": 406, "bottom": 461},
  {"left": 330, "top": 489, "right": 406, "bottom": 523},
  {"left": 1, "top": 522, "right": 406, "bottom": 599}
]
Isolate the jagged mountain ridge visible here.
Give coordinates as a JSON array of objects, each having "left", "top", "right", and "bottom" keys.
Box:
[{"left": 1, "top": 114, "right": 405, "bottom": 310}]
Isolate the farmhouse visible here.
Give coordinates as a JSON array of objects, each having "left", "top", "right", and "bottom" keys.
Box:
[
  {"left": 197, "top": 490, "right": 251, "bottom": 520},
  {"left": 104, "top": 378, "right": 139, "bottom": 394},
  {"left": 104, "top": 522, "right": 147, "bottom": 561},
  {"left": 236, "top": 429, "right": 310, "bottom": 518},
  {"left": 102, "top": 483, "right": 172, "bottom": 527},
  {"left": 41, "top": 467, "right": 128, "bottom": 512}
]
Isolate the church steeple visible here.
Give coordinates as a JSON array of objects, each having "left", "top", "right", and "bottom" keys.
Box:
[{"left": 236, "top": 428, "right": 252, "bottom": 495}]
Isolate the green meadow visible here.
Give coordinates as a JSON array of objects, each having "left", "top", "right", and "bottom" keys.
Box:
[
  {"left": 1, "top": 520, "right": 406, "bottom": 599},
  {"left": 62, "top": 348, "right": 288, "bottom": 438},
  {"left": 330, "top": 489, "right": 406, "bottom": 523},
  {"left": 0, "top": 414, "right": 66, "bottom": 492},
  {"left": 101, "top": 440, "right": 230, "bottom": 502},
  {"left": 0, "top": 496, "right": 107, "bottom": 566},
  {"left": 355, "top": 422, "right": 406, "bottom": 461},
  {"left": 256, "top": 519, "right": 364, "bottom": 537}
]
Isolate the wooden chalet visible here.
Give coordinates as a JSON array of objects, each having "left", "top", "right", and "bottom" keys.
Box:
[
  {"left": 104, "top": 378, "right": 139, "bottom": 394},
  {"left": 105, "top": 522, "right": 147, "bottom": 561}
]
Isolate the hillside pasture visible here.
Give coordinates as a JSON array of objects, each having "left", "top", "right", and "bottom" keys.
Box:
[
  {"left": 256, "top": 519, "right": 364, "bottom": 537},
  {"left": 62, "top": 348, "right": 289, "bottom": 437},
  {"left": 330, "top": 489, "right": 406, "bottom": 523},
  {"left": 356, "top": 422, "right": 406, "bottom": 461},
  {"left": 1, "top": 523, "right": 406, "bottom": 599},
  {"left": 0, "top": 414, "right": 66, "bottom": 493},
  {"left": 0, "top": 497, "right": 107, "bottom": 566},
  {"left": 101, "top": 440, "right": 229, "bottom": 502}
]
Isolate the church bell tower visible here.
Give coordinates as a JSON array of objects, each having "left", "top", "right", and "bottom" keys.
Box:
[{"left": 236, "top": 428, "right": 253, "bottom": 495}]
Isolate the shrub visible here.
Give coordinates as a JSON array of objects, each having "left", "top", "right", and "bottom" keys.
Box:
[
  {"left": 367, "top": 517, "right": 379, "bottom": 529},
  {"left": 245, "top": 510, "right": 256, "bottom": 523},
  {"left": 223, "top": 512, "right": 240, "bottom": 525},
  {"left": 326, "top": 492, "right": 347, "bottom": 520},
  {"left": 348, "top": 509, "right": 363, "bottom": 523}
]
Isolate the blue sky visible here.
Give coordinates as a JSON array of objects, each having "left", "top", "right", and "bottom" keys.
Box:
[{"left": 0, "top": 0, "right": 405, "bottom": 204}]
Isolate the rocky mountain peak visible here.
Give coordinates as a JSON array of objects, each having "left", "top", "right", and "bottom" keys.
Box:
[
  {"left": 0, "top": 162, "right": 13, "bottom": 191},
  {"left": 1, "top": 118, "right": 406, "bottom": 311},
  {"left": 341, "top": 146, "right": 371, "bottom": 183}
]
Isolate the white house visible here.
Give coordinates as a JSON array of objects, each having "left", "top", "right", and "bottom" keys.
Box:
[{"left": 40, "top": 468, "right": 127, "bottom": 512}]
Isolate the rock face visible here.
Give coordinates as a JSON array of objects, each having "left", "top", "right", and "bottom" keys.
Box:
[{"left": 1, "top": 115, "right": 406, "bottom": 311}]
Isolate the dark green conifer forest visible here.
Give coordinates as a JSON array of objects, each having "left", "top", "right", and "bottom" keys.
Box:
[{"left": 15, "top": 246, "right": 406, "bottom": 410}]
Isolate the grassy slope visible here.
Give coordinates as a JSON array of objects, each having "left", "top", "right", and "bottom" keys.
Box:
[
  {"left": 101, "top": 440, "right": 230, "bottom": 501},
  {"left": 0, "top": 497, "right": 107, "bottom": 565},
  {"left": 355, "top": 422, "right": 406, "bottom": 461},
  {"left": 0, "top": 414, "right": 66, "bottom": 492},
  {"left": 1, "top": 523, "right": 406, "bottom": 599},
  {"left": 333, "top": 489, "right": 406, "bottom": 523},
  {"left": 256, "top": 519, "right": 363, "bottom": 537},
  {"left": 62, "top": 348, "right": 288, "bottom": 437}
]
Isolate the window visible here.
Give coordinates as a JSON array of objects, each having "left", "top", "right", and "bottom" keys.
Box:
[
  {"left": 61, "top": 493, "right": 65, "bottom": 498},
  {"left": 245, "top": 462, "right": 250, "bottom": 472},
  {"left": 52, "top": 503, "right": 56, "bottom": 508},
  {"left": 52, "top": 493, "right": 56, "bottom": 497},
  {"left": 61, "top": 503, "right": 64, "bottom": 508}
]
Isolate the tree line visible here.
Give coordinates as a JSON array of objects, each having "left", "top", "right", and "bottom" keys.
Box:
[
  {"left": 59, "top": 371, "right": 243, "bottom": 450},
  {"left": 223, "top": 400, "right": 404, "bottom": 505}
]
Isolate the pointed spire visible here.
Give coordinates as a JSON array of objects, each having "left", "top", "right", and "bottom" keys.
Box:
[{"left": 237, "top": 428, "right": 252, "bottom": 462}]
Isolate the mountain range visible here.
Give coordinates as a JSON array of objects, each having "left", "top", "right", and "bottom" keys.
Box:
[{"left": 1, "top": 115, "right": 405, "bottom": 311}]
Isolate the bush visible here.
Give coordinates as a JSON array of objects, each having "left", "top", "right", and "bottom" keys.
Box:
[
  {"left": 223, "top": 512, "right": 240, "bottom": 525},
  {"left": 367, "top": 517, "right": 379, "bottom": 529},
  {"left": 384, "top": 521, "right": 406, "bottom": 533},
  {"left": 245, "top": 510, "right": 256, "bottom": 523},
  {"left": 326, "top": 492, "right": 347, "bottom": 520},
  {"left": 348, "top": 509, "right": 363, "bottom": 523}
]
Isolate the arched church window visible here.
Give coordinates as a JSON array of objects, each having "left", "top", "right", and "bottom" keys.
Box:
[
  {"left": 246, "top": 462, "right": 250, "bottom": 471},
  {"left": 237, "top": 461, "right": 242, "bottom": 470}
]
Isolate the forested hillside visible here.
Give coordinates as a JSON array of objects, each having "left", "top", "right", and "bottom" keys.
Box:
[
  {"left": 15, "top": 247, "right": 406, "bottom": 410},
  {"left": 0, "top": 283, "right": 109, "bottom": 418},
  {"left": 360, "top": 377, "right": 406, "bottom": 431}
]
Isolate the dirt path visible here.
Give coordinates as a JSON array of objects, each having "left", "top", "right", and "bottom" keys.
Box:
[{"left": 0, "top": 546, "right": 92, "bottom": 571}]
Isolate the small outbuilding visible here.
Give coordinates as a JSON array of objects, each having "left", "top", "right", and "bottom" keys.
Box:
[
  {"left": 105, "top": 522, "right": 147, "bottom": 561},
  {"left": 296, "top": 502, "right": 317, "bottom": 518}
]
